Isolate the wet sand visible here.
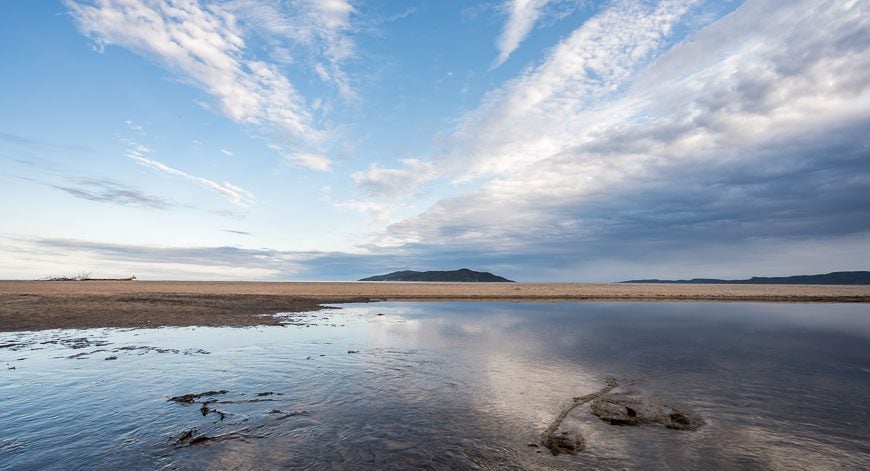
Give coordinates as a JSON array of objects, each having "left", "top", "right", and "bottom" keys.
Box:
[{"left": 1, "top": 280, "right": 869, "bottom": 332}]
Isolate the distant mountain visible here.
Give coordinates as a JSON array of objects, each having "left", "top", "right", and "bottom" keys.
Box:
[
  {"left": 622, "top": 271, "right": 870, "bottom": 285},
  {"left": 360, "top": 268, "right": 514, "bottom": 282}
]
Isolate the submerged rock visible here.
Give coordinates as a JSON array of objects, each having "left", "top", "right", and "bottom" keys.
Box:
[
  {"left": 541, "top": 377, "right": 706, "bottom": 456},
  {"left": 541, "top": 377, "right": 621, "bottom": 455},
  {"left": 543, "top": 430, "right": 586, "bottom": 455},
  {"left": 169, "top": 390, "right": 228, "bottom": 404},
  {"left": 173, "top": 428, "right": 197, "bottom": 445},
  {"left": 590, "top": 391, "right": 705, "bottom": 431}
]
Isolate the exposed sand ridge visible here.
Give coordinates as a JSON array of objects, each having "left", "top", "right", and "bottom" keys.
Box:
[{"left": 1, "top": 280, "right": 868, "bottom": 332}]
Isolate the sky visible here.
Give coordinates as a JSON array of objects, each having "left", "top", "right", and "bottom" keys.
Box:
[{"left": 0, "top": 0, "right": 868, "bottom": 282}]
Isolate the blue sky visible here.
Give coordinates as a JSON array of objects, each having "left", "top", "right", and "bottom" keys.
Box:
[{"left": 1, "top": 0, "right": 868, "bottom": 281}]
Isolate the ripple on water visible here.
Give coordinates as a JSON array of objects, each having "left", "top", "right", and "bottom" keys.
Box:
[{"left": 1, "top": 302, "right": 870, "bottom": 470}]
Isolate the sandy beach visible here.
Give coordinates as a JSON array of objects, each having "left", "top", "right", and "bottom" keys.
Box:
[{"left": 1, "top": 280, "right": 868, "bottom": 332}]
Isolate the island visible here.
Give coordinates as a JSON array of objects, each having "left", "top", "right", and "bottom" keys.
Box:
[{"left": 359, "top": 268, "right": 513, "bottom": 282}]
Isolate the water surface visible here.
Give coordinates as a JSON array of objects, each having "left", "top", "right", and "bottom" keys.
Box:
[{"left": 2, "top": 302, "right": 869, "bottom": 470}]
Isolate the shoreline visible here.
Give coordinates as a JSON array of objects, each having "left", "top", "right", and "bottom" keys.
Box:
[{"left": 1, "top": 280, "right": 869, "bottom": 332}]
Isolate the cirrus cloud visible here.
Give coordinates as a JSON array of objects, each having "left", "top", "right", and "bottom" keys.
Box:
[
  {"left": 65, "top": 0, "right": 328, "bottom": 153},
  {"left": 493, "top": 0, "right": 554, "bottom": 68},
  {"left": 377, "top": 0, "right": 870, "bottom": 279},
  {"left": 130, "top": 154, "right": 255, "bottom": 207}
]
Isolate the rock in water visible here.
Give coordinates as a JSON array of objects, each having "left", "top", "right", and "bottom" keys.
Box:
[
  {"left": 543, "top": 430, "right": 585, "bottom": 455},
  {"left": 590, "top": 391, "right": 704, "bottom": 431},
  {"left": 663, "top": 406, "right": 705, "bottom": 430}
]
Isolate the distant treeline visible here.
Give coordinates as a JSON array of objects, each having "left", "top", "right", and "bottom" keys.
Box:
[{"left": 622, "top": 271, "right": 870, "bottom": 285}]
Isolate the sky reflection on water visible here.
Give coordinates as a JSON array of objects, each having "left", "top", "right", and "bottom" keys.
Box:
[{"left": 1, "top": 302, "right": 869, "bottom": 470}]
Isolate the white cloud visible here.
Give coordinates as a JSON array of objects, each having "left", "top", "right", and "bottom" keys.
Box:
[
  {"left": 453, "top": 0, "right": 700, "bottom": 180},
  {"left": 351, "top": 158, "right": 437, "bottom": 198},
  {"left": 300, "top": 0, "right": 356, "bottom": 98},
  {"left": 135, "top": 144, "right": 153, "bottom": 154},
  {"left": 314, "top": 62, "right": 331, "bottom": 82},
  {"left": 125, "top": 119, "right": 146, "bottom": 133},
  {"left": 219, "top": 148, "right": 234, "bottom": 156},
  {"left": 378, "top": 0, "right": 870, "bottom": 277},
  {"left": 66, "top": 0, "right": 325, "bottom": 146},
  {"left": 493, "top": 0, "right": 553, "bottom": 68},
  {"left": 130, "top": 154, "right": 255, "bottom": 207},
  {"left": 122, "top": 139, "right": 155, "bottom": 159},
  {"left": 335, "top": 200, "right": 397, "bottom": 229},
  {"left": 221, "top": 0, "right": 357, "bottom": 98},
  {"left": 269, "top": 45, "right": 294, "bottom": 64},
  {"left": 286, "top": 153, "right": 333, "bottom": 171}
]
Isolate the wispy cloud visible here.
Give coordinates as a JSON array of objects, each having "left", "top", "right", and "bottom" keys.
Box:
[
  {"left": 493, "top": 0, "right": 553, "bottom": 68},
  {"left": 53, "top": 178, "right": 172, "bottom": 209},
  {"left": 66, "top": 0, "right": 326, "bottom": 149},
  {"left": 454, "top": 0, "right": 700, "bottom": 179},
  {"left": 0, "top": 131, "right": 94, "bottom": 155},
  {"left": 130, "top": 154, "right": 254, "bottom": 207},
  {"left": 220, "top": 0, "right": 358, "bottom": 98},
  {"left": 123, "top": 141, "right": 154, "bottom": 157},
  {"left": 17, "top": 237, "right": 302, "bottom": 279},
  {"left": 14, "top": 237, "right": 385, "bottom": 280},
  {"left": 219, "top": 148, "right": 234, "bottom": 157},
  {"left": 376, "top": 0, "right": 870, "bottom": 279},
  {"left": 30, "top": 0, "right": 868, "bottom": 282},
  {"left": 125, "top": 119, "right": 146, "bottom": 134},
  {"left": 285, "top": 152, "right": 333, "bottom": 171},
  {"left": 335, "top": 200, "right": 397, "bottom": 228},
  {"left": 352, "top": 158, "right": 437, "bottom": 198},
  {"left": 16, "top": 229, "right": 870, "bottom": 282},
  {"left": 222, "top": 229, "right": 252, "bottom": 235}
]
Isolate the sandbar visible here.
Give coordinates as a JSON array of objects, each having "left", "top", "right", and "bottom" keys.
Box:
[{"left": 1, "top": 280, "right": 868, "bottom": 332}]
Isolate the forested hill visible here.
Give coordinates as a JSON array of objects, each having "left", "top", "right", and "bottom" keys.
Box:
[
  {"left": 360, "top": 269, "right": 513, "bottom": 282},
  {"left": 622, "top": 271, "right": 870, "bottom": 285}
]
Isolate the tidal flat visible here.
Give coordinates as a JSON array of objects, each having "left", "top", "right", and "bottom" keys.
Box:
[
  {"left": 2, "top": 302, "right": 869, "bottom": 470},
  {"left": 1, "top": 280, "right": 869, "bottom": 332}
]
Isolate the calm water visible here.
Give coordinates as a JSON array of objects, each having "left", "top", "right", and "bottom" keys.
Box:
[{"left": 1, "top": 302, "right": 869, "bottom": 470}]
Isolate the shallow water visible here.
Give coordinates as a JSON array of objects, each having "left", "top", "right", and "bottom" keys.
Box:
[{"left": 2, "top": 302, "right": 870, "bottom": 470}]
